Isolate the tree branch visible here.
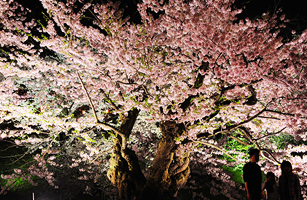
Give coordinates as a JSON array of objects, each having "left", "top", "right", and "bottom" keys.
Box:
[
  {"left": 56, "top": 16, "right": 69, "bottom": 39},
  {"left": 97, "top": 121, "right": 125, "bottom": 139},
  {"left": 76, "top": 71, "right": 99, "bottom": 123},
  {"left": 90, "top": 147, "right": 113, "bottom": 163},
  {"left": 227, "top": 107, "right": 267, "bottom": 131},
  {"left": 236, "top": 127, "right": 280, "bottom": 164},
  {"left": 258, "top": 116, "right": 281, "bottom": 120},
  {"left": 229, "top": 135, "right": 251, "bottom": 146},
  {"left": 116, "top": 81, "right": 137, "bottom": 85},
  {"left": 199, "top": 106, "right": 267, "bottom": 140},
  {"left": 100, "top": 88, "right": 119, "bottom": 111},
  {"left": 264, "top": 109, "right": 294, "bottom": 117},
  {"left": 77, "top": 72, "right": 127, "bottom": 147},
  {"left": 260, "top": 149, "right": 281, "bottom": 164},
  {"left": 255, "top": 127, "right": 287, "bottom": 141},
  {"left": 195, "top": 140, "right": 237, "bottom": 161}
]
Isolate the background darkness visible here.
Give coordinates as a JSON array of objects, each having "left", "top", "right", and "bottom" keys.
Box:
[
  {"left": 1, "top": 0, "right": 307, "bottom": 199},
  {"left": 234, "top": 0, "right": 307, "bottom": 40},
  {"left": 17, "top": 0, "right": 307, "bottom": 34}
]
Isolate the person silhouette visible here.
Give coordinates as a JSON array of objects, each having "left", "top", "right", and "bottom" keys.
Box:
[
  {"left": 243, "top": 148, "right": 262, "bottom": 200},
  {"left": 262, "top": 172, "right": 279, "bottom": 200},
  {"left": 279, "top": 161, "right": 302, "bottom": 200}
]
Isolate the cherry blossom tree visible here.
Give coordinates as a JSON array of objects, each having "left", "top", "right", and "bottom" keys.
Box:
[{"left": 0, "top": 0, "right": 307, "bottom": 199}]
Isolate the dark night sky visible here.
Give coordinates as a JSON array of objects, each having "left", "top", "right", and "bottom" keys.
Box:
[
  {"left": 235, "top": 0, "right": 307, "bottom": 37},
  {"left": 19, "top": 0, "right": 307, "bottom": 28}
]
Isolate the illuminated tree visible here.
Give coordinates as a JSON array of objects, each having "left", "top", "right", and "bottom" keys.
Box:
[{"left": 0, "top": 0, "right": 307, "bottom": 199}]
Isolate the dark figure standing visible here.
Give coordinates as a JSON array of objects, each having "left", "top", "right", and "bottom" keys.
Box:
[
  {"left": 243, "top": 148, "right": 262, "bottom": 200},
  {"left": 279, "top": 161, "right": 302, "bottom": 200},
  {"left": 262, "top": 172, "right": 279, "bottom": 200}
]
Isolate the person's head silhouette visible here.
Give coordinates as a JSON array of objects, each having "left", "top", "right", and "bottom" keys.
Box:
[
  {"left": 248, "top": 148, "right": 260, "bottom": 163},
  {"left": 281, "top": 160, "right": 292, "bottom": 176}
]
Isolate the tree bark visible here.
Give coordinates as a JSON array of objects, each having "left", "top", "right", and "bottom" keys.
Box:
[
  {"left": 108, "top": 142, "right": 146, "bottom": 200},
  {"left": 140, "top": 121, "right": 190, "bottom": 200},
  {"left": 108, "top": 118, "right": 190, "bottom": 200},
  {"left": 107, "top": 108, "right": 146, "bottom": 200}
]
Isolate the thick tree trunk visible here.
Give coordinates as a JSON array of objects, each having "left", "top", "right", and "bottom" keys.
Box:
[
  {"left": 140, "top": 121, "right": 190, "bottom": 200},
  {"left": 107, "top": 108, "right": 146, "bottom": 200},
  {"left": 108, "top": 142, "right": 146, "bottom": 199},
  {"left": 108, "top": 117, "right": 190, "bottom": 200}
]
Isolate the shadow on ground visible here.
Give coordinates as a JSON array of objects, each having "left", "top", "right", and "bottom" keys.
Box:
[{"left": 0, "top": 185, "right": 104, "bottom": 200}]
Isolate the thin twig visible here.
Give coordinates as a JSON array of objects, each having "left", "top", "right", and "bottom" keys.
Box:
[
  {"left": 56, "top": 16, "right": 69, "bottom": 38},
  {"left": 8, "top": 150, "right": 29, "bottom": 166},
  {"left": 76, "top": 71, "right": 99, "bottom": 123},
  {"left": 229, "top": 135, "right": 251, "bottom": 146},
  {"left": 264, "top": 109, "right": 294, "bottom": 117},
  {"left": 90, "top": 147, "right": 113, "bottom": 163},
  {"left": 255, "top": 127, "right": 287, "bottom": 141},
  {"left": 18, "top": 160, "right": 36, "bottom": 170},
  {"left": 206, "top": 131, "right": 251, "bottom": 146},
  {"left": 8, "top": 141, "right": 44, "bottom": 166},
  {"left": 80, "top": 126, "right": 97, "bottom": 135},
  {"left": 116, "top": 81, "right": 137, "bottom": 85},
  {"left": 195, "top": 140, "right": 237, "bottom": 161},
  {"left": 258, "top": 116, "right": 281, "bottom": 120},
  {"left": 41, "top": 133, "right": 59, "bottom": 160},
  {"left": 260, "top": 149, "right": 281, "bottom": 164},
  {"left": 100, "top": 89, "right": 119, "bottom": 111},
  {"left": 0, "top": 154, "right": 28, "bottom": 158},
  {"left": 0, "top": 142, "right": 17, "bottom": 152},
  {"left": 97, "top": 121, "right": 126, "bottom": 149}
]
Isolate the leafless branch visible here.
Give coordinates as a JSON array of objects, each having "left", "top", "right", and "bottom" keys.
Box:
[
  {"left": 229, "top": 135, "right": 251, "bottom": 146},
  {"left": 8, "top": 140, "right": 46, "bottom": 166},
  {"left": 195, "top": 140, "right": 237, "bottom": 161},
  {"left": 97, "top": 121, "right": 127, "bottom": 149},
  {"left": 100, "top": 89, "right": 119, "bottom": 111},
  {"left": 255, "top": 127, "right": 287, "bottom": 141},
  {"left": 264, "top": 109, "right": 294, "bottom": 117},
  {"left": 76, "top": 71, "right": 99, "bottom": 123},
  {"left": 80, "top": 126, "right": 97, "bottom": 135},
  {"left": 229, "top": 107, "right": 267, "bottom": 131},
  {"left": 206, "top": 106, "right": 268, "bottom": 140},
  {"left": 90, "top": 147, "right": 113, "bottom": 163},
  {"left": 237, "top": 128, "right": 280, "bottom": 164},
  {"left": 206, "top": 130, "right": 251, "bottom": 146},
  {"left": 258, "top": 116, "right": 281, "bottom": 120},
  {"left": 260, "top": 149, "right": 281, "bottom": 165},
  {"left": 0, "top": 141, "right": 17, "bottom": 152},
  {"left": 141, "top": 85, "right": 152, "bottom": 97},
  {"left": 116, "top": 81, "right": 137, "bottom": 85},
  {"left": 56, "top": 16, "right": 69, "bottom": 39}
]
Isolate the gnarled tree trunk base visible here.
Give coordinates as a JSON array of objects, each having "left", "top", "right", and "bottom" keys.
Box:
[{"left": 108, "top": 120, "right": 190, "bottom": 200}]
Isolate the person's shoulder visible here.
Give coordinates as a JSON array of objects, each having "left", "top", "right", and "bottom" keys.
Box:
[
  {"left": 243, "top": 162, "right": 251, "bottom": 168},
  {"left": 273, "top": 183, "right": 279, "bottom": 189},
  {"left": 279, "top": 174, "right": 285, "bottom": 180},
  {"left": 292, "top": 173, "right": 300, "bottom": 180},
  {"left": 245, "top": 162, "right": 260, "bottom": 167},
  {"left": 256, "top": 163, "right": 261, "bottom": 169}
]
